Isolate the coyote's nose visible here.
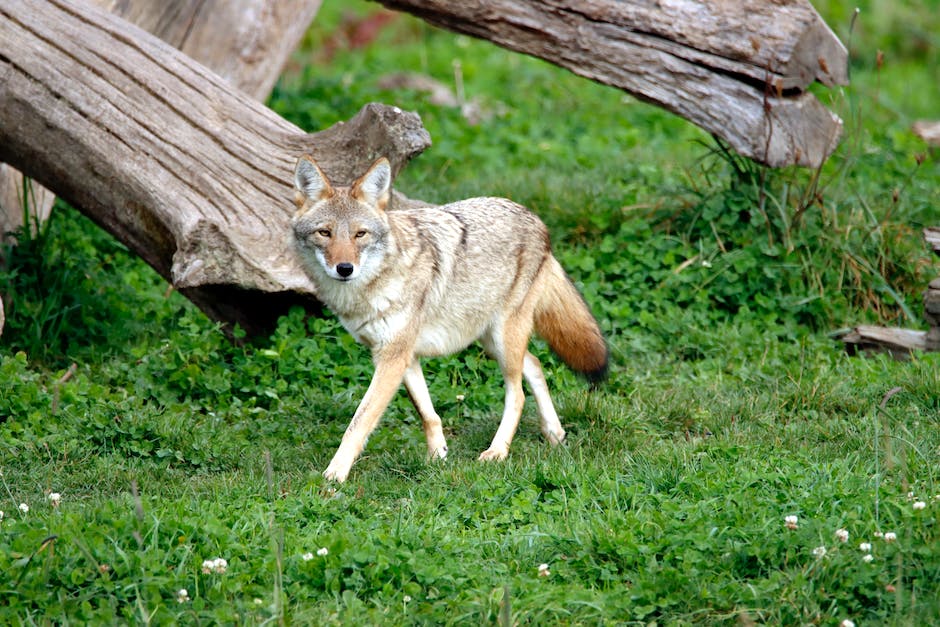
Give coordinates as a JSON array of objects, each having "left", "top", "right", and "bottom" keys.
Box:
[{"left": 336, "top": 262, "right": 355, "bottom": 278}]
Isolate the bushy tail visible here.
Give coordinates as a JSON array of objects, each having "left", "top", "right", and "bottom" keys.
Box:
[{"left": 534, "top": 257, "right": 609, "bottom": 384}]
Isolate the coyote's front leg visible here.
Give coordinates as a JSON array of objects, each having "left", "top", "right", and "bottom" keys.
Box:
[
  {"left": 323, "top": 344, "right": 412, "bottom": 482},
  {"left": 402, "top": 359, "right": 449, "bottom": 460}
]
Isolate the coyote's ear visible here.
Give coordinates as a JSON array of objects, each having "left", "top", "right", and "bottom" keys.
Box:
[
  {"left": 351, "top": 157, "right": 392, "bottom": 211},
  {"left": 294, "top": 156, "right": 333, "bottom": 202}
]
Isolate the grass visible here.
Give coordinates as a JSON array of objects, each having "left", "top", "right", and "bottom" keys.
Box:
[{"left": 2, "top": 0, "right": 939, "bottom": 623}]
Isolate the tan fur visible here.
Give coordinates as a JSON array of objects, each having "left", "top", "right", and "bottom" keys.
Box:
[{"left": 291, "top": 155, "right": 608, "bottom": 482}]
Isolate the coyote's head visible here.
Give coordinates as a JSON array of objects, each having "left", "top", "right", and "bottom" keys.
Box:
[{"left": 292, "top": 156, "right": 392, "bottom": 283}]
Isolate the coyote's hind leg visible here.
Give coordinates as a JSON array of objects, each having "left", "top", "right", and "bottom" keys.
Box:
[
  {"left": 522, "top": 351, "right": 566, "bottom": 446},
  {"left": 478, "top": 316, "right": 532, "bottom": 462}
]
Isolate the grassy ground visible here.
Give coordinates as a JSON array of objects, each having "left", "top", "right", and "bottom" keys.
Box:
[{"left": 2, "top": 0, "right": 939, "bottom": 624}]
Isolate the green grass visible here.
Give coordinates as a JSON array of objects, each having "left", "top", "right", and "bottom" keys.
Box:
[{"left": 2, "top": 0, "right": 939, "bottom": 623}]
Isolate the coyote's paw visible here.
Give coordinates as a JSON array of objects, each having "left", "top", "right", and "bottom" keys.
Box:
[
  {"left": 323, "top": 458, "right": 351, "bottom": 483},
  {"left": 543, "top": 428, "right": 566, "bottom": 446},
  {"left": 427, "top": 443, "right": 448, "bottom": 461},
  {"left": 322, "top": 467, "right": 349, "bottom": 483},
  {"left": 477, "top": 446, "right": 509, "bottom": 462},
  {"left": 425, "top": 423, "right": 449, "bottom": 461}
]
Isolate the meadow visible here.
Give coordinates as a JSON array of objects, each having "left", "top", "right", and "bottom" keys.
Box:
[{"left": 1, "top": 0, "right": 939, "bottom": 623}]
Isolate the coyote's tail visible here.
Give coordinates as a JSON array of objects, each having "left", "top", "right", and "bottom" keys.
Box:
[{"left": 534, "top": 257, "right": 609, "bottom": 384}]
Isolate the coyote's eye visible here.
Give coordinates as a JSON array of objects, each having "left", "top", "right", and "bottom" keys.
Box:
[
  {"left": 316, "top": 229, "right": 331, "bottom": 238},
  {"left": 354, "top": 230, "right": 367, "bottom": 239}
]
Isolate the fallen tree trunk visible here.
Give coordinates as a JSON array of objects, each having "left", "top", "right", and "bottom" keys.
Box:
[
  {"left": 0, "top": 0, "right": 431, "bottom": 335},
  {"left": 840, "top": 326, "right": 928, "bottom": 359},
  {"left": 1, "top": 0, "right": 322, "bottom": 253},
  {"left": 378, "top": 0, "right": 847, "bottom": 168}
]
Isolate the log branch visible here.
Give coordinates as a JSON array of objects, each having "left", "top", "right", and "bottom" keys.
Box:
[
  {"left": 840, "top": 326, "right": 928, "bottom": 359},
  {"left": 378, "top": 0, "right": 847, "bottom": 167}
]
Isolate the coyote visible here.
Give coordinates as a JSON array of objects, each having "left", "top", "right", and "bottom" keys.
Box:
[{"left": 292, "top": 156, "right": 607, "bottom": 482}]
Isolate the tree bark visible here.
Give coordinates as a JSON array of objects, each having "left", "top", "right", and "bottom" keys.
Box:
[
  {"left": 94, "top": 0, "right": 323, "bottom": 102},
  {"left": 1, "top": 0, "right": 321, "bottom": 256},
  {"left": 0, "top": 0, "right": 431, "bottom": 335},
  {"left": 377, "top": 0, "right": 847, "bottom": 168}
]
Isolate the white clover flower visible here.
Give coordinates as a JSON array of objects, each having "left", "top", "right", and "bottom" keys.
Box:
[
  {"left": 840, "top": 620, "right": 856, "bottom": 627},
  {"left": 317, "top": 547, "right": 329, "bottom": 557},
  {"left": 455, "top": 394, "right": 466, "bottom": 402},
  {"left": 18, "top": 503, "right": 28, "bottom": 514},
  {"left": 48, "top": 493, "right": 62, "bottom": 507},
  {"left": 883, "top": 532, "right": 897, "bottom": 543},
  {"left": 177, "top": 589, "right": 190, "bottom": 603},
  {"left": 859, "top": 542, "right": 872, "bottom": 552},
  {"left": 254, "top": 598, "right": 264, "bottom": 606},
  {"left": 201, "top": 557, "right": 228, "bottom": 574},
  {"left": 537, "top": 563, "right": 551, "bottom": 577},
  {"left": 862, "top": 554, "right": 874, "bottom": 563},
  {"left": 913, "top": 501, "right": 926, "bottom": 510},
  {"left": 873, "top": 531, "right": 884, "bottom": 539},
  {"left": 301, "top": 552, "right": 314, "bottom": 561},
  {"left": 812, "top": 546, "right": 827, "bottom": 558},
  {"left": 835, "top": 528, "right": 849, "bottom": 543},
  {"left": 403, "top": 595, "right": 412, "bottom": 603},
  {"left": 784, "top": 515, "right": 798, "bottom": 530}
]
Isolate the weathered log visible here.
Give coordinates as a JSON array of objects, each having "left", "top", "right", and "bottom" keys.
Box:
[
  {"left": 95, "top": 0, "right": 323, "bottom": 102},
  {"left": 0, "top": 0, "right": 431, "bottom": 335},
  {"left": 377, "top": 0, "right": 847, "bottom": 168},
  {"left": 1, "top": 0, "right": 322, "bottom": 254},
  {"left": 840, "top": 326, "right": 929, "bottom": 359}
]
